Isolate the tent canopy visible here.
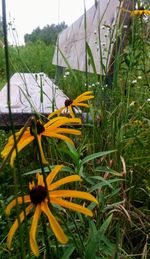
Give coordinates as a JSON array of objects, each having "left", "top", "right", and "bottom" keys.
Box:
[{"left": 53, "top": 0, "right": 133, "bottom": 75}]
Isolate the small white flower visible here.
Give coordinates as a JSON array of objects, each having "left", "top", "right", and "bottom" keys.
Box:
[
  {"left": 130, "top": 101, "right": 136, "bottom": 106},
  {"left": 138, "top": 76, "right": 142, "bottom": 80},
  {"left": 94, "top": 30, "right": 97, "bottom": 34},
  {"left": 123, "top": 25, "right": 128, "bottom": 29},
  {"left": 65, "top": 71, "right": 70, "bottom": 76},
  {"left": 131, "top": 80, "right": 137, "bottom": 84},
  {"left": 147, "top": 98, "right": 150, "bottom": 102}
]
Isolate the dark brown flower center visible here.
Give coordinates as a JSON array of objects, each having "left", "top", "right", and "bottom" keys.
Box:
[
  {"left": 139, "top": 6, "right": 144, "bottom": 10},
  {"left": 30, "top": 120, "right": 45, "bottom": 136},
  {"left": 65, "top": 99, "right": 73, "bottom": 107},
  {"left": 30, "top": 185, "right": 47, "bottom": 204}
]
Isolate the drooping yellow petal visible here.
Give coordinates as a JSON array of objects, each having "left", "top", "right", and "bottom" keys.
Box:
[
  {"left": 45, "top": 116, "right": 68, "bottom": 128},
  {"left": 46, "top": 165, "right": 64, "bottom": 186},
  {"left": 53, "top": 128, "right": 81, "bottom": 135},
  {"left": 10, "top": 135, "right": 34, "bottom": 167},
  {"left": 46, "top": 117, "right": 81, "bottom": 130},
  {"left": 37, "top": 135, "right": 48, "bottom": 164},
  {"left": 50, "top": 190, "right": 98, "bottom": 204},
  {"left": 68, "top": 106, "right": 75, "bottom": 118},
  {"left": 5, "top": 195, "right": 31, "bottom": 216},
  {"left": 73, "top": 102, "right": 89, "bottom": 108},
  {"left": 7, "top": 204, "right": 33, "bottom": 249},
  {"left": 41, "top": 201, "right": 68, "bottom": 244},
  {"left": 51, "top": 198, "right": 93, "bottom": 217},
  {"left": 44, "top": 132, "right": 75, "bottom": 145},
  {"left": 49, "top": 175, "right": 81, "bottom": 191},
  {"left": 30, "top": 205, "right": 41, "bottom": 257}
]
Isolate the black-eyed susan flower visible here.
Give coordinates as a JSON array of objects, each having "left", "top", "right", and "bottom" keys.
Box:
[
  {"left": 130, "top": 8, "right": 150, "bottom": 16},
  {"left": 5, "top": 165, "right": 98, "bottom": 257},
  {"left": 48, "top": 91, "right": 94, "bottom": 118},
  {"left": 122, "top": 7, "right": 150, "bottom": 17},
  {"left": 1, "top": 116, "right": 81, "bottom": 167}
]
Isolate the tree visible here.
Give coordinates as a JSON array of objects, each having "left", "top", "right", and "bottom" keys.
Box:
[{"left": 24, "top": 22, "right": 67, "bottom": 45}]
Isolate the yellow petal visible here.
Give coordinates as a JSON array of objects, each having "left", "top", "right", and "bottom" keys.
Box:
[
  {"left": 36, "top": 173, "right": 44, "bottom": 186},
  {"left": 41, "top": 202, "right": 68, "bottom": 244},
  {"left": 44, "top": 132, "right": 75, "bottom": 145},
  {"left": 145, "top": 10, "right": 150, "bottom": 15},
  {"left": 10, "top": 135, "right": 34, "bottom": 167},
  {"left": 48, "top": 109, "right": 61, "bottom": 119},
  {"left": 46, "top": 165, "right": 64, "bottom": 186},
  {"left": 5, "top": 195, "right": 31, "bottom": 216},
  {"left": 51, "top": 198, "right": 93, "bottom": 217},
  {"left": 49, "top": 175, "right": 81, "bottom": 191},
  {"left": 75, "top": 91, "right": 93, "bottom": 101},
  {"left": 68, "top": 106, "right": 75, "bottom": 118},
  {"left": 73, "top": 103, "right": 89, "bottom": 108},
  {"left": 46, "top": 117, "right": 81, "bottom": 130},
  {"left": 30, "top": 205, "right": 41, "bottom": 257},
  {"left": 50, "top": 190, "right": 98, "bottom": 204},
  {"left": 45, "top": 115, "right": 67, "bottom": 128},
  {"left": 74, "top": 95, "right": 94, "bottom": 103},
  {"left": 7, "top": 204, "right": 33, "bottom": 249},
  {"left": 29, "top": 181, "right": 35, "bottom": 190},
  {"left": 54, "top": 128, "right": 81, "bottom": 135},
  {"left": 37, "top": 135, "right": 48, "bottom": 164}
]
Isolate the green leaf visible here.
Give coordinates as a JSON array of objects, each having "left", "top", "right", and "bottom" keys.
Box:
[
  {"left": 88, "top": 178, "right": 122, "bottom": 192},
  {"left": 65, "top": 141, "right": 79, "bottom": 164},
  {"left": 62, "top": 244, "right": 75, "bottom": 259},
  {"left": 79, "top": 150, "right": 116, "bottom": 168},
  {"left": 85, "top": 214, "right": 113, "bottom": 258},
  {"left": 86, "top": 42, "right": 97, "bottom": 74}
]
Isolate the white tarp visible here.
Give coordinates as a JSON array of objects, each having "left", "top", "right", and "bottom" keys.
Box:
[
  {"left": 53, "top": 0, "right": 132, "bottom": 75},
  {"left": 0, "top": 73, "right": 68, "bottom": 114}
]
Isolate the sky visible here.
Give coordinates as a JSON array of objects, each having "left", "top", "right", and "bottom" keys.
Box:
[{"left": 0, "top": 0, "right": 94, "bottom": 44}]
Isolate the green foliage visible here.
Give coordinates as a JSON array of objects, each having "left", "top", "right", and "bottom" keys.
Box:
[{"left": 24, "top": 22, "right": 67, "bottom": 45}]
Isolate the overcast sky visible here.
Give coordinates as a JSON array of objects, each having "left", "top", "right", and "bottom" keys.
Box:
[{"left": 0, "top": 0, "right": 94, "bottom": 44}]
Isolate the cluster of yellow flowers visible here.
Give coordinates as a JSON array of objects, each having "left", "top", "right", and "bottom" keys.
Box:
[{"left": 1, "top": 91, "right": 97, "bottom": 257}]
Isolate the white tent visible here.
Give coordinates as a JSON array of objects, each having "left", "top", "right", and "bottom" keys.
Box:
[
  {"left": 0, "top": 72, "right": 68, "bottom": 114},
  {"left": 53, "top": 0, "right": 133, "bottom": 75}
]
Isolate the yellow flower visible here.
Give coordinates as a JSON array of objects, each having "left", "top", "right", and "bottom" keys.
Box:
[
  {"left": 1, "top": 116, "right": 81, "bottom": 167},
  {"left": 130, "top": 7, "right": 150, "bottom": 16},
  {"left": 5, "top": 165, "right": 98, "bottom": 257},
  {"left": 48, "top": 91, "right": 94, "bottom": 118},
  {"left": 121, "top": 7, "right": 150, "bottom": 17}
]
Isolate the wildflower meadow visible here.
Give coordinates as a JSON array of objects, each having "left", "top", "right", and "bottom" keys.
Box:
[{"left": 0, "top": 0, "right": 150, "bottom": 258}]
